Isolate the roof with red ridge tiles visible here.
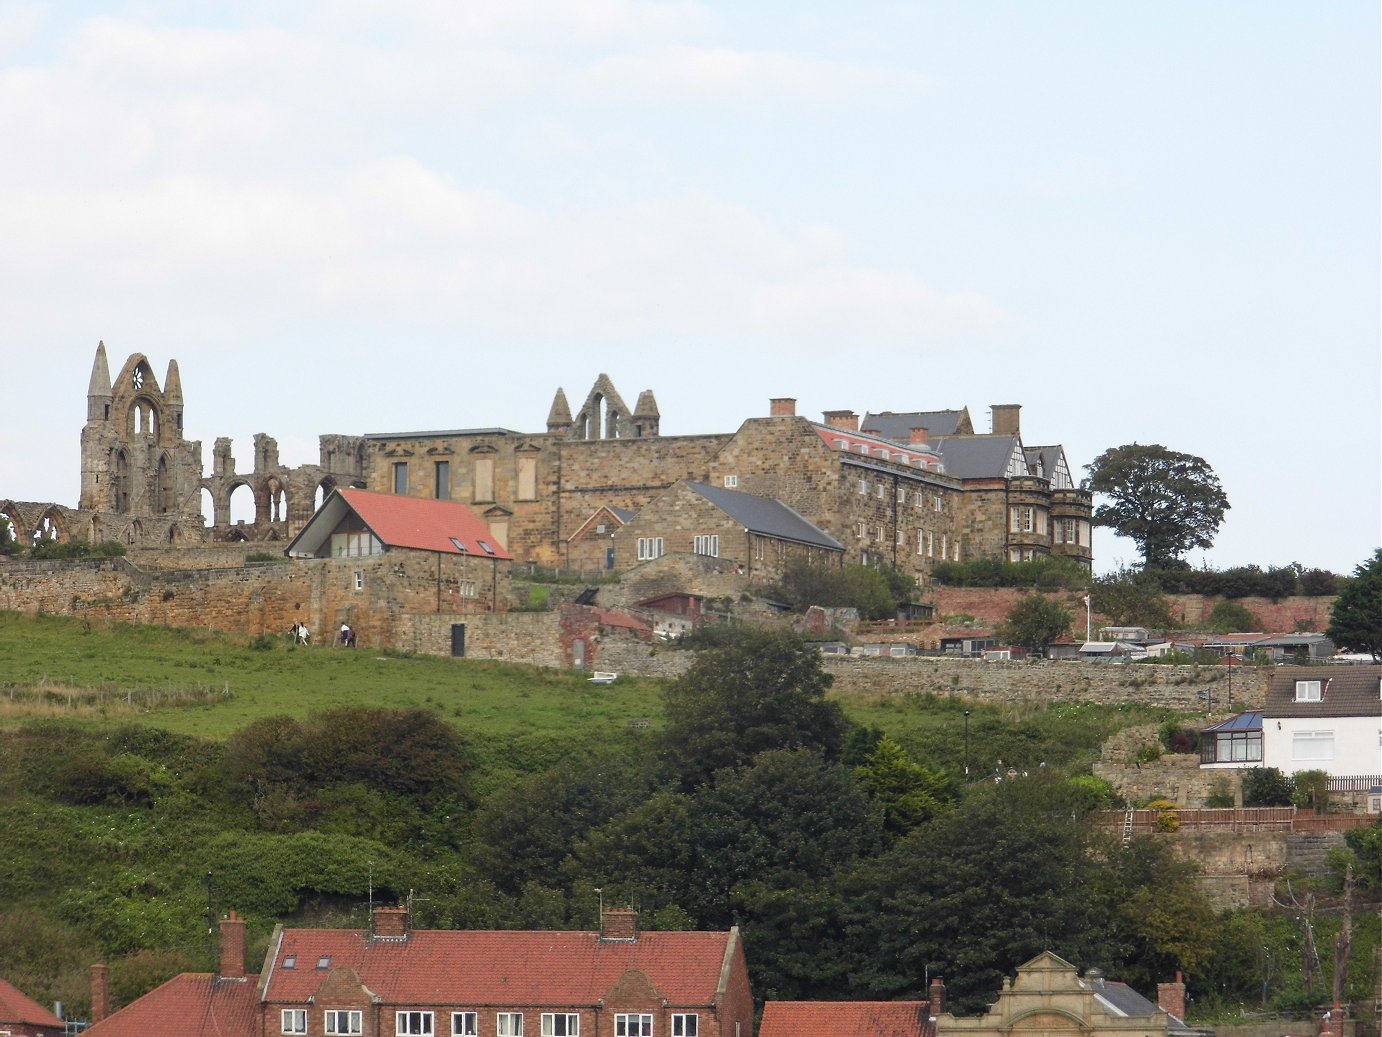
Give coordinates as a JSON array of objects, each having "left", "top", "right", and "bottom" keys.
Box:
[
  {"left": 263, "top": 928, "right": 736, "bottom": 1006},
  {"left": 760, "top": 1001, "right": 932, "bottom": 1037},
  {"left": 0, "top": 976, "right": 65, "bottom": 1029},
  {"left": 81, "top": 974, "right": 260, "bottom": 1037}
]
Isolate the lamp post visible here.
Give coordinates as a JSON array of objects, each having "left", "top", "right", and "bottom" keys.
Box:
[
  {"left": 1083, "top": 595, "right": 1092, "bottom": 643},
  {"left": 964, "top": 710, "right": 971, "bottom": 777}
]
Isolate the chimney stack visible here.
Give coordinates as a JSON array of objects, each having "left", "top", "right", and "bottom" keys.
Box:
[
  {"left": 599, "top": 907, "right": 638, "bottom": 942},
  {"left": 90, "top": 963, "right": 109, "bottom": 1023},
  {"left": 928, "top": 978, "right": 947, "bottom": 1018},
  {"left": 1157, "top": 972, "right": 1186, "bottom": 1019},
  {"left": 1319, "top": 1005, "right": 1344, "bottom": 1037},
  {"left": 990, "top": 404, "right": 1021, "bottom": 437},
  {"left": 372, "top": 906, "right": 410, "bottom": 939},
  {"left": 909, "top": 427, "right": 930, "bottom": 445},
  {"left": 769, "top": 398, "right": 797, "bottom": 417},
  {"left": 821, "top": 410, "right": 860, "bottom": 432},
  {"left": 219, "top": 911, "right": 247, "bottom": 979}
]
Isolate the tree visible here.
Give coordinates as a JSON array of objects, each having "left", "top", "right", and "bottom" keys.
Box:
[
  {"left": 1090, "top": 567, "right": 1174, "bottom": 628},
  {"left": 995, "top": 593, "right": 1071, "bottom": 655},
  {"left": 1083, "top": 443, "right": 1230, "bottom": 569},
  {"left": 1326, "top": 549, "right": 1382, "bottom": 661},
  {"left": 659, "top": 627, "right": 846, "bottom": 787},
  {"left": 1208, "top": 599, "right": 1261, "bottom": 634}
]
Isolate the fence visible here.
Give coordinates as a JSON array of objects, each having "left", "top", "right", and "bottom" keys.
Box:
[{"left": 1100, "top": 807, "right": 1375, "bottom": 835}]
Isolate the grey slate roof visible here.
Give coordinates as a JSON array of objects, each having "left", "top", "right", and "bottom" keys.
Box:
[
  {"left": 686, "top": 482, "right": 844, "bottom": 550},
  {"left": 1264, "top": 665, "right": 1382, "bottom": 719},
  {"left": 861, "top": 409, "right": 969, "bottom": 440},
  {"left": 1091, "top": 981, "right": 1205, "bottom": 1037},
  {"left": 930, "top": 435, "right": 1025, "bottom": 480}
]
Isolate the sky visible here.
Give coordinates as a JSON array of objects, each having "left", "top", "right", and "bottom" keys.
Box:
[{"left": 1, "top": 1, "right": 1377, "bottom": 575}]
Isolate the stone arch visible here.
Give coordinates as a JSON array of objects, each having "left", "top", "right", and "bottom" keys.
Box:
[
  {"left": 228, "top": 479, "right": 256, "bottom": 526},
  {"left": 315, "top": 476, "right": 337, "bottom": 513},
  {"left": 0, "top": 502, "right": 26, "bottom": 547},
  {"left": 126, "top": 519, "right": 144, "bottom": 544},
  {"left": 265, "top": 476, "right": 288, "bottom": 523},
  {"left": 127, "top": 395, "right": 160, "bottom": 438},
  {"left": 32, "top": 507, "right": 66, "bottom": 545}
]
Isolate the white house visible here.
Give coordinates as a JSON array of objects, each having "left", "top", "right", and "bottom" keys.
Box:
[{"left": 1261, "top": 666, "right": 1382, "bottom": 781}]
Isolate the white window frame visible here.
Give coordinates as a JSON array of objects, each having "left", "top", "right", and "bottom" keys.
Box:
[
  {"left": 1295, "top": 680, "right": 1322, "bottom": 702},
  {"left": 917, "top": 530, "right": 925, "bottom": 555},
  {"left": 1292, "top": 729, "right": 1334, "bottom": 761},
  {"left": 636, "top": 537, "right": 665, "bottom": 561},
  {"left": 876, "top": 483, "right": 886, "bottom": 499},
  {"left": 857, "top": 478, "right": 867, "bottom": 495},
  {"left": 452, "top": 1014, "right": 478, "bottom": 1037},
  {"left": 933, "top": 494, "right": 943, "bottom": 513},
  {"left": 354, "top": 570, "right": 364, "bottom": 591},
  {"left": 398, "top": 1012, "right": 435, "bottom": 1036},
  {"left": 874, "top": 524, "right": 884, "bottom": 542},
  {"left": 855, "top": 521, "right": 866, "bottom": 540},
  {"left": 671, "top": 1016, "right": 698, "bottom": 1037},
  {"left": 723, "top": 474, "right": 738, "bottom": 488},
  {"left": 282, "top": 1010, "right": 307, "bottom": 1035},
  {"left": 897, "top": 487, "right": 907, "bottom": 503},
  {"left": 895, "top": 528, "right": 905, "bottom": 545},
  {"left": 542, "top": 1015, "right": 579, "bottom": 1037},
  {"left": 497, "top": 1014, "right": 525, "bottom": 1037},
  {"left": 616, "top": 1016, "right": 653, "bottom": 1037},
  {"left": 693, "top": 534, "right": 720, "bottom": 557},
  {"left": 325, "top": 1011, "right": 363, "bottom": 1036}
]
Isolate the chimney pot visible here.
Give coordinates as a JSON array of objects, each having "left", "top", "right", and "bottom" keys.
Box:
[
  {"left": 928, "top": 977, "right": 946, "bottom": 1017},
  {"left": 821, "top": 410, "right": 860, "bottom": 432},
  {"left": 1157, "top": 974, "right": 1187, "bottom": 1020},
  {"left": 769, "top": 398, "right": 797, "bottom": 417},
  {"left": 909, "top": 427, "right": 930, "bottom": 445}
]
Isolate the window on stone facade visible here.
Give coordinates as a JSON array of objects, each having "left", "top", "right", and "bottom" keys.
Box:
[
  {"left": 473, "top": 458, "right": 495, "bottom": 502},
  {"left": 452, "top": 1014, "right": 478, "bottom": 1037},
  {"left": 1294, "top": 680, "right": 1322, "bottom": 702},
  {"left": 517, "top": 455, "right": 538, "bottom": 500},
  {"left": 940, "top": 534, "right": 948, "bottom": 559},
  {"left": 914, "top": 490, "right": 924, "bottom": 508},
  {"left": 1292, "top": 730, "right": 1334, "bottom": 761},
  {"left": 896, "top": 529, "right": 905, "bottom": 545},
  {"left": 637, "top": 537, "right": 665, "bottom": 561},
  {"left": 876, "top": 483, "right": 885, "bottom": 499},
  {"left": 282, "top": 1010, "right": 307, "bottom": 1035},
  {"left": 858, "top": 479, "right": 867, "bottom": 495},
  {"left": 874, "top": 525, "right": 884, "bottom": 542},
  {"left": 755, "top": 537, "right": 765, "bottom": 560},
  {"left": 398, "top": 1012, "right": 435, "bottom": 1036},
  {"left": 542, "top": 1015, "right": 579, "bottom": 1037},
  {"left": 434, "top": 461, "right": 450, "bottom": 499},
  {"left": 855, "top": 522, "right": 866, "bottom": 539},
  {"left": 723, "top": 475, "right": 738, "bottom": 488},
  {"left": 354, "top": 570, "right": 364, "bottom": 591},
  {"left": 693, "top": 534, "right": 719, "bottom": 557},
  {"left": 1056, "top": 518, "right": 1078, "bottom": 544},
  {"left": 897, "top": 487, "right": 907, "bottom": 503},
  {"left": 497, "top": 1015, "right": 524, "bottom": 1037},
  {"left": 325, "top": 1011, "right": 363, "bottom": 1036},
  {"left": 1010, "top": 506, "right": 1035, "bottom": 533},
  {"left": 458, "top": 579, "right": 477, "bottom": 598},
  {"left": 917, "top": 530, "right": 925, "bottom": 555},
  {"left": 953, "top": 539, "right": 961, "bottom": 560},
  {"left": 933, "top": 494, "right": 943, "bottom": 513},
  {"left": 926, "top": 531, "right": 934, "bottom": 557},
  {"left": 615, "top": 1016, "right": 652, "bottom": 1037},
  {"left": 392, "top": 462, "right": 409, "bottom": 495},
  {"left": 671, "top": 1016, "right": 698, "bottom": 1037}
]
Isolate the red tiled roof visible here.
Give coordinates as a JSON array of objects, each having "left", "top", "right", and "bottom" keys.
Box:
[
  {"left": 0, "top": 976, "right": 64, "bottom": 1028},
  {"left": 594, "top": 609, "right": 652, "bottom": 632},
  {"left": 337, "top": 489, "right": 514, "bottom": 560},
  {"left": 264, "top": 929, "right": 734, "bottom": 1006},
  {"left": 813, "top": 427, "right": 940, "bottom": 468},
  {"left": 760, "top": 1002, "right": 932, "bottom": 1037},
  {"left": 82, "top": 974, "right": 260, "bottom": 1037}
]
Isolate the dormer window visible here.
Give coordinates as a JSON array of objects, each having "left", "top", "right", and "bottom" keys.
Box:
[{"left": 1295, "top": 680, "right": 1322, "bottom": 702}]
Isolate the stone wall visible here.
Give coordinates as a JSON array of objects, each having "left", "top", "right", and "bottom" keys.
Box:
[{"left": 822, "top": 656, "right": 1270, "bottom": 710}]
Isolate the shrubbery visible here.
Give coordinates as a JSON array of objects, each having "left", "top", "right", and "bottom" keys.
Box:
[{"left": 933, "top": 554, "right": 1090, "bottom": 590}]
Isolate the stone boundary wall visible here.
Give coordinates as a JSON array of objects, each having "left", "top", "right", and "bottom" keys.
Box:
[{"left": 821, "top": 656, "right": 1270, "bottom": 710}]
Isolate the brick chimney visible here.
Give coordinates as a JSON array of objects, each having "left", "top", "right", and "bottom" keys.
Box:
[
  {"left": 1157, "top": 972, "right": 1186, "bottom": 1019},
  {"left": 219, "top": 911, "right": 247, "bottom": 979},
  {"left": 90, "top": 963, "right": 109, "bottom": 1023},
  {"left": 769, "top": 398, "right": 796, "bottom": 417},
  {"left": 909, "top": 427, "right": 930, "bottom": 445},
  {"left": 822, "top": 410, "right": 859, "bottom": 432},
  {"left": 990, "top": 404, "right": 1021, "bottom": 436},
  {"left": 928, "top": 977, "right": 946, "bottom": 1017},
  {"left": 372, "top": 905, "right": 410, "bottom": 939},
  {"left": 1319, "top": 1005, "right": 1344, "bottom": 1037},
  {"left": 599, "top": 907, "right": 638, "bottom": 942}
]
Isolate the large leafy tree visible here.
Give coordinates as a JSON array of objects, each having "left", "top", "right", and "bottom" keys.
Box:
[
  {"left": 659, "top": 627, "right": 846, "bottom": 787},
  {"left": 1083, "top": 443, "right": 1230, "bottom": 569},
  {"left": 1326, "top": 549, "right": 1382, "bottom": 661},
  {"left": 995, "top": 593, "right": 1072, "bottom": 654}
]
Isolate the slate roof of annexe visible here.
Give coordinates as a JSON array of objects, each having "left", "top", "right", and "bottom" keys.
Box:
[
  {"left": 285, "top": 488, "right": 514, "bottom": 560},
  {"left": 759, "top": 1001, "right": 932, "bottom": 1037},
  {"left": 685, "top": 482, "right": 844, "bottom": 551},
  {"left": 0, "top": 975, "right": 65, "bottom": 1030},
  {"left": 927, "top": 434, "right": 1025, "bottom": 481},
  {"left": 1264, "top": 665, "right": 1382, "bottom": 719},
  {"left": 81, "top": 974, "right": 260, "bottom": 1037},
  {"left": 861, "top": 409, "right": 971, "bottom": 439},
  {"left": 261, "top": 927, "right": 740, "bottom": 1005}
]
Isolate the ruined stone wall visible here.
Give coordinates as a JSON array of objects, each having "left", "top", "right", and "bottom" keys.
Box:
[{"left": 403, "top": 610, "right": 568, "bottom": 666}]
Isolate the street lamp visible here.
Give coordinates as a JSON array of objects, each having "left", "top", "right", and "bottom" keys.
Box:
[
  {"left": 1083, "top": 595, "right": 1092, "bottom": 643},
  {"left": 964, "top": 710, "right": 971, "bottom": 777}
]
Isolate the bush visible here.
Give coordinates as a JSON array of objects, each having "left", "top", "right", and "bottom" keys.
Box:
[
  {"left": 933, "top": 554, "right": 1091, "bottom": 590},
  {"left": 1291, "top": 769, "right": 1330, "bottom": 811},
  {"left": 1157, "top": 720, "right": 1199, "bottom": 754},
  {"left": 1205, "top": 777, "right": 1235, "bottom": 808},
  {"left": 772, "top": 560, "right": 916, "bottom": 620},
  {"left": 1241, "top": 767, "right": 1294, "bottom": 807},
  {"left": 1208, "top": 599, "right": 1261, "bottom": 634}
]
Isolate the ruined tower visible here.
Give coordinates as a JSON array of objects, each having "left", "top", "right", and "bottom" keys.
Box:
[{"left": 79, "top": 342, "right": 204, "bottom": 539}]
